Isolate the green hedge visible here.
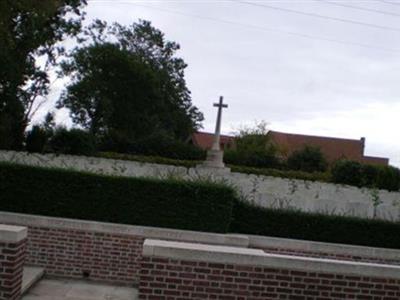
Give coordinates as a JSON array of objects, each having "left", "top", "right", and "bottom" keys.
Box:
[
  {"left": 0, "top": 163, "right": 235, "bottom": 233},
  {"left": 98, "top": 152, "right": 199, "bottom": 168},
  {"left": 230, "top": 201, "right": 400, "bottom": 249},
  {"left": 2, "top": 162, "right": 400, "bottom": 249},
  {"left": 230, "top": 165, "right": 331, "bottom": 182},
  {"left": 331, "top": 160, "right": 400, "bottom": 192}
]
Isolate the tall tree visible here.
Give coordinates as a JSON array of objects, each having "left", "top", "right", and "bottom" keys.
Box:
[
  {"left": 59, "top": 20, "right": 203, "bottom": 146},
  {"left": 0, "top": 0, "right": 86, "bottom": 149}
]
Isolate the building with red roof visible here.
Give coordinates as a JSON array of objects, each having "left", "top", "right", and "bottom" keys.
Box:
[{"left": 191, "top": 130, "right": 389, "bottom": 166}]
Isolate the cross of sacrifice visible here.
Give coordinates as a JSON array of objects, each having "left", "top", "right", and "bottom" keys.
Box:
[{"left": 211, "top": 96, "right": 228, "bottom": 151}]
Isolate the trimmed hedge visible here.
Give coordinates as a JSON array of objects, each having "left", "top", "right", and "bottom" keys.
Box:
[
  {"left": 98, "top": 152, "right": 199, "bottom": 168},
  {"left": 2, "top": 162, "right": 400, "bottom": 249},
  {"left": 331, "top": 160, "right": 400, "bottom": 192},
  {"left": 230, "top": 165, "right": 331, "bottom": 183},
  {"left": 230, "top": 201, "right": 400, "bottom": 249},
  {"left": 0, "top": 163, "right": 235, "bottom": 233}
]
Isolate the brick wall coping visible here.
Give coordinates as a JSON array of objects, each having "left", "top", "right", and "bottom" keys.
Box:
[
  {"left": 0, "top": 211, "right": 249, "bottom": 247},
  {"left": 246, "top": 234, "right": 400, "bottom": 260},
  {"left": 143, "top": 239, "right": 400, "bottom": 280},
  {"left": 0, "top": 224, "right": 27, "bottom": 243}
]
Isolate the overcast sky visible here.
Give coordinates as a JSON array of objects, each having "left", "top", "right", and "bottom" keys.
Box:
[{"left": 40, "top": 0, "right": 400, "bottom": 166}]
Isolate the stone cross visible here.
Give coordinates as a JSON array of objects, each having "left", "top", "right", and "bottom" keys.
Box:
[{"left": 211, "top": 96, "right": 228, "bottom": 151}]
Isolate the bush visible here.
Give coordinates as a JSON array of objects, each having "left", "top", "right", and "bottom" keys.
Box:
[
  {"left": 230, "top": 200, "right": 400, "bottom": 249},
  {"left": 331, "top": 160, "right": 363, "bottom": 187},
  {"left": 25, "top": 125, "right": 49, "bottom": 153},
  {"left": 376, "top": 165, "right": 400, "bottom": 191},
  {"left": 224, "top": 149, "right": 280, "bottom": 169},
  {"left": 230, "top": 165, "right": 330, "bottom": 182},
  {"left": 98, "top": 152, "right": 199, "bottom": 168},
  {"left": 0, "top": 163, "right": 235, "bottom": 233},
  {"left": 331, "top": 160, "right": 400, "bottom": 191},
  {"left": 102, "top": 132, "right": 206, "bottom": 161},
  {"left": 287, "top": 146, "right": 327, "bottom": 173},
  {"left": 50, "top": 128, "right": 96, "bottom": 156}
]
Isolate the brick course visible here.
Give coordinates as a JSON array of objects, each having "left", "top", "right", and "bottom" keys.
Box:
[
  {"left": 0, "top": 239, "right": 26, "bottom": 300},
  {"left": 139, "top": 256, "right": 400, "bottom": 300},
  {"left": 25, "top": 226, "right": 144, "bottom": 285}
]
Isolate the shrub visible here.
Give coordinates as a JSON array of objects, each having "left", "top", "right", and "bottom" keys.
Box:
[
  {"left": 332, "top": 160, "right": 400, "bottom": 191},
  {"left": 102, "top": 132, "right": 206, "bottom": 161},
  {"left": 230, "top": 200, "right": 400, "bottom": 249},
  {"left": 50, "top": 128, "right": 96, "bottom": 156},
  {"left": 230, "top": 165, "right": 330, "bottom": 182},
  {"left": 0, "top": 163, "right": 235, "bottom": 233},
  {"left": 224, "top": 121, "right": 280, "bottom": 169},
  {"left": 98, "top": 152, "right": 199, "bottom": 168},
  {"left": 331, "top": 160, "right": 363, "bottom": 187},
  {"left": 25, "top": 125, "right": 49, "bottom": 153},
  {"left": 376, "top": 165, "right": 400, "bottom": 191},
  {"left": 287, "top": 146, "right": 327, "bottom": 173},
  {"left": 224, "top": 149, "right": 280, "bottom": 169}
]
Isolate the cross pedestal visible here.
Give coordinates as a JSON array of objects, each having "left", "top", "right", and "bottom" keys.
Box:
[{"left": 197, "top": 96, "right": 230, "bottom": 173}]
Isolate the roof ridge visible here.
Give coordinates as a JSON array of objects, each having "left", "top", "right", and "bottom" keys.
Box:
[{"left": 268, "top": 130, "right": 362, "bottom": 143}]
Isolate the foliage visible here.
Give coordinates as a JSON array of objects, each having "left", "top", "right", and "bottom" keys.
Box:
[
  {"left": 25, "top": 126, "right": 49, "bottom": 153},
  {"left": 0, "top": 0, "right": 87, "bottom": 150},
  {"left": 101, "top": 131, "right": 206, "bottom": 161},
  {"left": 224, "top": 121, "right": 280, "bottom": 168},
  {"left": 230, "top": 165, "right": 331, "bottom": 182},
  {"left": 49, "top": 127, "right": 96, "bottom": 156},
  {"left": 331, "top": 160, "right": 400, "bottom": 191},
  {"left": 25, "top": 112, "right": 55, "bottom": 153},
  {"left": 376, "top": 165, "right": 400, "bottom": 192},
  {"left": 230, "top": 200, "right": 400, "bottom": 249},
  {"left": 98, "top": 152, "right": 200, "bottom": 168},
  {"left": 331, "top": 160, "right": 363, "bottom": 187},
  {"left": 58, "top": 20, "right": 203, "bottom": 150},
  {"left": 0, "top": 162, "right": 235, "bottom": 233},
  {"left": 287, "top": 146, "right": 328, "bottom": 173}
]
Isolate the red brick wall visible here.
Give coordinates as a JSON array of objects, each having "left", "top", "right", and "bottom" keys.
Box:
[
  {"left": 139, "top": 256, "right": 400, "bottom": 299},
  {"left": 25, "top": 226, "right": 144, "bottom": 285},
  {"left": 260, "top": 247, "right": 400, "bottom": 266},
  {"left": 0, "top": 239, "right": 26, "bottom": 300}
]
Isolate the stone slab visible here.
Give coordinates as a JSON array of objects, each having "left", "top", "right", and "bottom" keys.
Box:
[
  {"left": 0, "top": 224, "right": 27, "bottom": 242},
  {"left": 21, "top": 278, "right": 138, "bottom": 300},
  {"left": 21, "top": 267, "right": 45, "bottom": 295},
  {"left": 143, "top": 239, "right": 400, "bottom": 280},
  {"left": 246, "top": 234, "right": 400, "bottom": 261},
  {"left": 0, "top": 211, "right": 249, "bottom": 248}
]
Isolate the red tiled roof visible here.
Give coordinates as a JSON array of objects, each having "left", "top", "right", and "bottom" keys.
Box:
[{"left": 191, "top": 132, "right": 235, "bottom": 150}]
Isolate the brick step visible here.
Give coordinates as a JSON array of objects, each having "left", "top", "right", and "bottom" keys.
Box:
[{"left": 21, "top": 266, "right": 45, "bottom": 295}]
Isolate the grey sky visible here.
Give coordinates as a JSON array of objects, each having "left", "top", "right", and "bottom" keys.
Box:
[{"left": 39, "top": 0, "right": 400, "bottom": 166}]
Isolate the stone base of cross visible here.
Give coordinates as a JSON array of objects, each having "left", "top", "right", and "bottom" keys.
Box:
[
  {"left": 202, "top": 149, "right": 226, "bottom": 168},
  {"left": 197, "top": 96, "right": 231, "bottom": 172}
]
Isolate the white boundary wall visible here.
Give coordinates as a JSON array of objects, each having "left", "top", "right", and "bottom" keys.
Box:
[{"left": 1, "top": 150, "right": 400, "bottom": 221}]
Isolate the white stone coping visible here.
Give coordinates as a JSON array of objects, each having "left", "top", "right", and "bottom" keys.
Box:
[
  {"left": 143, "top": 239, "right": 400, "bottom": 280},
  {"left": 0, "top": 211, "right": 249, "bottom": 248},
  {"left": 0, "top": 224, "right": 27, "bottom": 243},
  {"left": 246, "top": 234, "right": 400, "bottom": 261}
]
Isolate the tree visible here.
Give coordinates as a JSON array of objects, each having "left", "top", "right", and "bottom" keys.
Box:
[
  {"left": 287, "top": 145, "right": 328, "bottom": 173},
  {"left": 224, "top": 121, "right": 280, "bottom": 168},
  {"left": 58, "top": 20, "right": 203, "bottom": 149},
  {"left": 0, "top": 0, "right": 86, "bottom": 149}
]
